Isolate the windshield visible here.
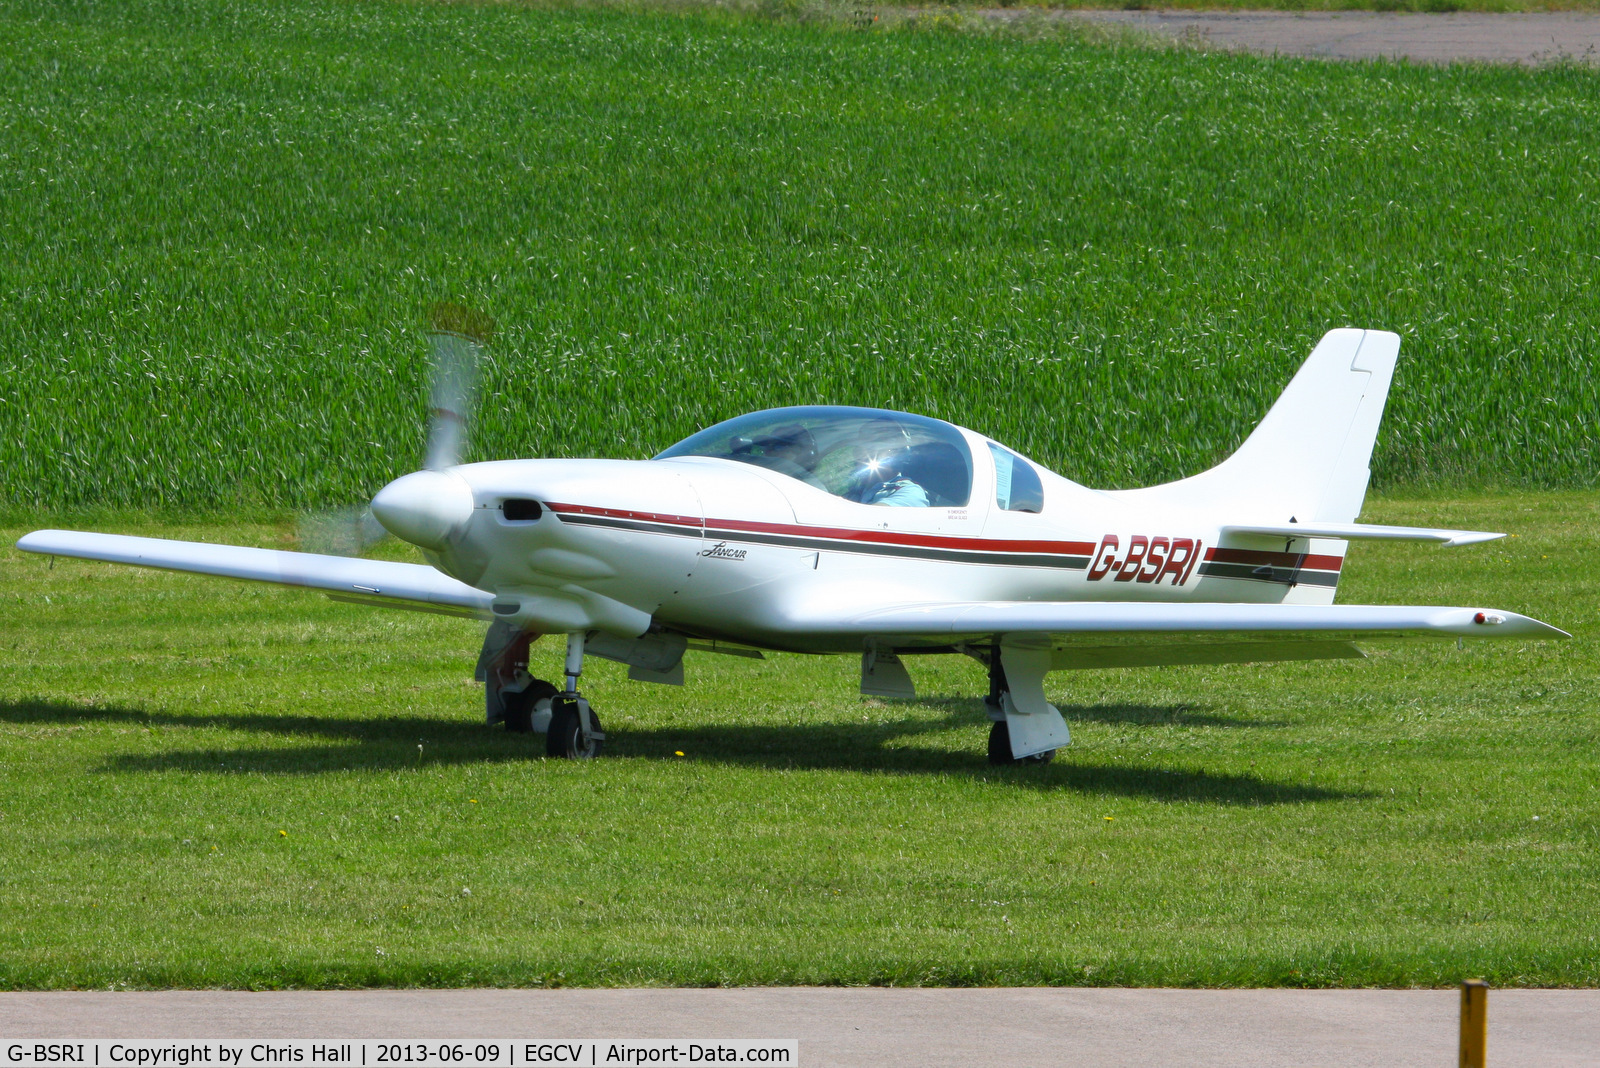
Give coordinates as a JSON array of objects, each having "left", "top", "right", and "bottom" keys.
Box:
[{"left": 656, "top": 406, "right": 973, "bottom": 508}]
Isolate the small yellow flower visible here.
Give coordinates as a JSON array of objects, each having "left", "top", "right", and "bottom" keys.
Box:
[
  {"left": 469, "top": 799, "right": 478, "bottom": 804},
  {"left": 279, "top": 830, "right": 288, "bottom": 837},
  {"left": 674, "top": 750, "right": 685, "bottom": 756},
  {"left": 1103, "top": 816, "right": 1114, "bottom": 822}
]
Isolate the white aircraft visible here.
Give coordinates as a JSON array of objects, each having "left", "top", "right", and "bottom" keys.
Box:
[{"left": 17, "top": 322, "right": 1566, "bottom": 764}]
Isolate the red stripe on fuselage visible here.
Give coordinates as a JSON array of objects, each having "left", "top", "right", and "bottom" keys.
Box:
[
  {"left": 1205, "top": 546, "right": 1344, "bottom": 572},
  {"left": 546, "top": 501, "right": 703, "bottom": 529},
  {"left": 545, "top": 501, "right": 1097, "bottom": 557}
]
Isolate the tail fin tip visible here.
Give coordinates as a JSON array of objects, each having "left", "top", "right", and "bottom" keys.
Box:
[{"left": 1120, "top": 328, "right": 1400, "bottom": 524}]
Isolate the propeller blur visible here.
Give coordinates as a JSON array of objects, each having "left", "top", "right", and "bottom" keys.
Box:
[{"left": 16, "top": 326, "right": 1566, "bottom": 763}]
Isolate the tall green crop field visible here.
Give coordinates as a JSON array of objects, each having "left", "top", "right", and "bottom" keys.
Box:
[{"left": 2, "top": 0, "right": 1598, "bottom": 511}]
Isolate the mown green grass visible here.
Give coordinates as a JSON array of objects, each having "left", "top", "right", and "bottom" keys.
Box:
[
  {"left": 2, "top": 491, "right": 1596, "bottom": 987},
  {"left": 2, "top": 0, "right": 1598, "bottom": 512}
]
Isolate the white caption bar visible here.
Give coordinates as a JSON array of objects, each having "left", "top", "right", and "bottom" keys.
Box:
[{"left": 3, "top": 1043, "right": 797, "bottom": 1068}]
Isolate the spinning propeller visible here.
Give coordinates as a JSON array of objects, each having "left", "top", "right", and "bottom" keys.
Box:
[{"left": 297, "top": 304, "right": 493, "bottom": 557}]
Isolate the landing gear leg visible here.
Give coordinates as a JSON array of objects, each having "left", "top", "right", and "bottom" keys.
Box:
[
  {"left": 547, "top": 632, "right": 606, "bottom": 759},
  {"left": 983, "top": 649, "right": 1008, "bottom": 723},
  {"left": 480, "top": 622, "right": 558, "bottom": 733}
]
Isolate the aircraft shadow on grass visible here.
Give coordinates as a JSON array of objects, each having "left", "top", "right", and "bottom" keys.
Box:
[
  {"left": 907, "top": 694, "right": 1291, "bottom": 730},
  {"left": 2, "top": 696, "right": 1356, "bottom": 805}
]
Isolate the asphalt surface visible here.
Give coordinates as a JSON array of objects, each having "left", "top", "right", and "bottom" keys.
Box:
[
  {"left": 5, "top": 989, "right": 1600, "bottom": 1066},
  {"left": 1070, "top": 10, "right": 1600, "bottom": 64}
]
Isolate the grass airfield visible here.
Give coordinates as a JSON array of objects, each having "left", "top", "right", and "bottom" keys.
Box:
[
  {"left": 3, "top": 0, "right": 1599, "bottom": 990},
  {"left": 3, "top": 492, "right": 1596, "bottom": 988}
]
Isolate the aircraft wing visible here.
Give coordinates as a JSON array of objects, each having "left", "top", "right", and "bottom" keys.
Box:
[
  {"left": 15, "top": 530, "right": 495, "bottom": 620},
  {"left": 803, "top": 600, "right": 1566, "bottom": 670}
]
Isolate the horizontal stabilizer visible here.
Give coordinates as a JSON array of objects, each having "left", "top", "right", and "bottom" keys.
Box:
[
  {"left": 1221, "top": 522, "right": 1503, "bottom": 547},
  {"left": 16, "top": 530, "right": 494, "bottom": 619}
]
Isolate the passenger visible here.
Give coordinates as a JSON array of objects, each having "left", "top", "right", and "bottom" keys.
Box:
[{"left": 754, "top": 425, "right": 824, "bottom": 486}]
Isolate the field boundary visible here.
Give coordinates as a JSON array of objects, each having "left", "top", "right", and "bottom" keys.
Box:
[{"left": 1052, "top": 9, "right": 1600, "bottom": 63}]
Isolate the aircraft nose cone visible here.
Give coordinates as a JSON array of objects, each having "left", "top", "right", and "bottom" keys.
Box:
[{"left": 370, "top": 469, "right": 476, "bottom": 551}]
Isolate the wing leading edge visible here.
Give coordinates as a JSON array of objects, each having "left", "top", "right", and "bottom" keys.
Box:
[
  {"left": 801, "top": 600, "right": 1566, "bottom": 670},
  {"left": 836, "top": 600, "right": 1565, "bottom": 639},
  {"left": 16, "top": 530, "right": 495, "bottom": 619}
]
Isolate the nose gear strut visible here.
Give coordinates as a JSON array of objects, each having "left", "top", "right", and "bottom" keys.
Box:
[{"left": 547, "top": 631, "right": 605, "bottom": 759}]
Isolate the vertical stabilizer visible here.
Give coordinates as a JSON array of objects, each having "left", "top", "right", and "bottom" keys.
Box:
[{"left": 1115, "top": 329, "right": 1399, "bottom": 523}]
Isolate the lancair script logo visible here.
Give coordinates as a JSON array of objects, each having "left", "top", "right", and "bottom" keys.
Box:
[{"left": 699, "top": 540, "right": 748, "bottom": 561}]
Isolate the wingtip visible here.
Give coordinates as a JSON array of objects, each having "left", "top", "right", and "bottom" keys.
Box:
[
  {"left": 1482, "top": 610, "right": 1570, "bottom": 639},
  {"left": 15, "top": 530, "right": 58, "bottom": 553},
  {"left": 1445, "top": 531, "right": 1506, "bottom": 547}
]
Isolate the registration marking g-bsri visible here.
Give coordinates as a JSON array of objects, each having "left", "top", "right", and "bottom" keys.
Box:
[{"left": 1085, "top": 535, "right": 1203, "bottom": 585}]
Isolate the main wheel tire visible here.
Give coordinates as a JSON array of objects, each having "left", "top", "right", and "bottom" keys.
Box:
[
  {"left": 546, "top": 697, "right": 604, "bottom": 759},
  {"left": 987, "top": 719, "right": 1054, "bottom": 766},
  {"left": 501, "top": 679, "right": 559, "bottom": 733}
]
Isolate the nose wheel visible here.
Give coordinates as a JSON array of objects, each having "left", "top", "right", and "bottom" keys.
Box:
[
  {"left": 546, "top": 632, "right": 606, "bottom": 759},
  {"left": 547, "top": 696, "right": 604, "bottom": 759}
]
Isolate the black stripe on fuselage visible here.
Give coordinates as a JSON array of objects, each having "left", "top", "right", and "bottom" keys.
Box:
[
  {"left": 555, "top": 511, "right": 1092, "bottom": 571},
  {"left": 1197, "top": 562, "right": 1341, "bottom": 588},
  {"left": 552, "top": 512, "right": 698, "bottom": 540},
  {"left": 709, "top": 525, "right": 1093, "bottom": 569}
]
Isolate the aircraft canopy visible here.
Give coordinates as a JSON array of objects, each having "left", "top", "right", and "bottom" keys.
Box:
[{"left": 656, "top": 405, "right": 974, "bottom": 508}]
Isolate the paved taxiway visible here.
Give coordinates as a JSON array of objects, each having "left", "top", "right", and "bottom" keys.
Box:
[
  {"left": 4, "top": 989, "right": 1600, "bottom": 1066},
  {"left": 1067, "top": 10, "right": 1600, "bottom": 64}
]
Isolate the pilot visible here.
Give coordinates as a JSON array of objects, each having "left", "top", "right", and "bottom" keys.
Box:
[{"left": 857, "top": 450, "right": 930, "bottom": 507}]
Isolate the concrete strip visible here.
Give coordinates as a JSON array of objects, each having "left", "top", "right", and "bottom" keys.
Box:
[
  {"left": 4, "top": 989, "right": 1600, "bottom": 1067},
  {"left": 1066, "top": 10, "right": 1600, "bottom": 65}
]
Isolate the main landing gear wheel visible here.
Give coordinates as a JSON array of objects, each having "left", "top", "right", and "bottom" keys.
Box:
[
  {"left": 987, "top": 719, "right": 1055, "bottom": 766},
  {"left": 501, "top": 678, "right": 558, "bottom": 734},
  {"left": 984, "top": 656, "right": 1053, "bottom": 764},
  {"left": 482, "top": 623, "right": 557, "bottom": 733},
  {"left": 547, "top": 697, "right": 604, "bottom": 760}
]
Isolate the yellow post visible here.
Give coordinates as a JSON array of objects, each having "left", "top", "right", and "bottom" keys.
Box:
[{"left": 1459, "top": 979, "right": 1488, "bottom": 1068}]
